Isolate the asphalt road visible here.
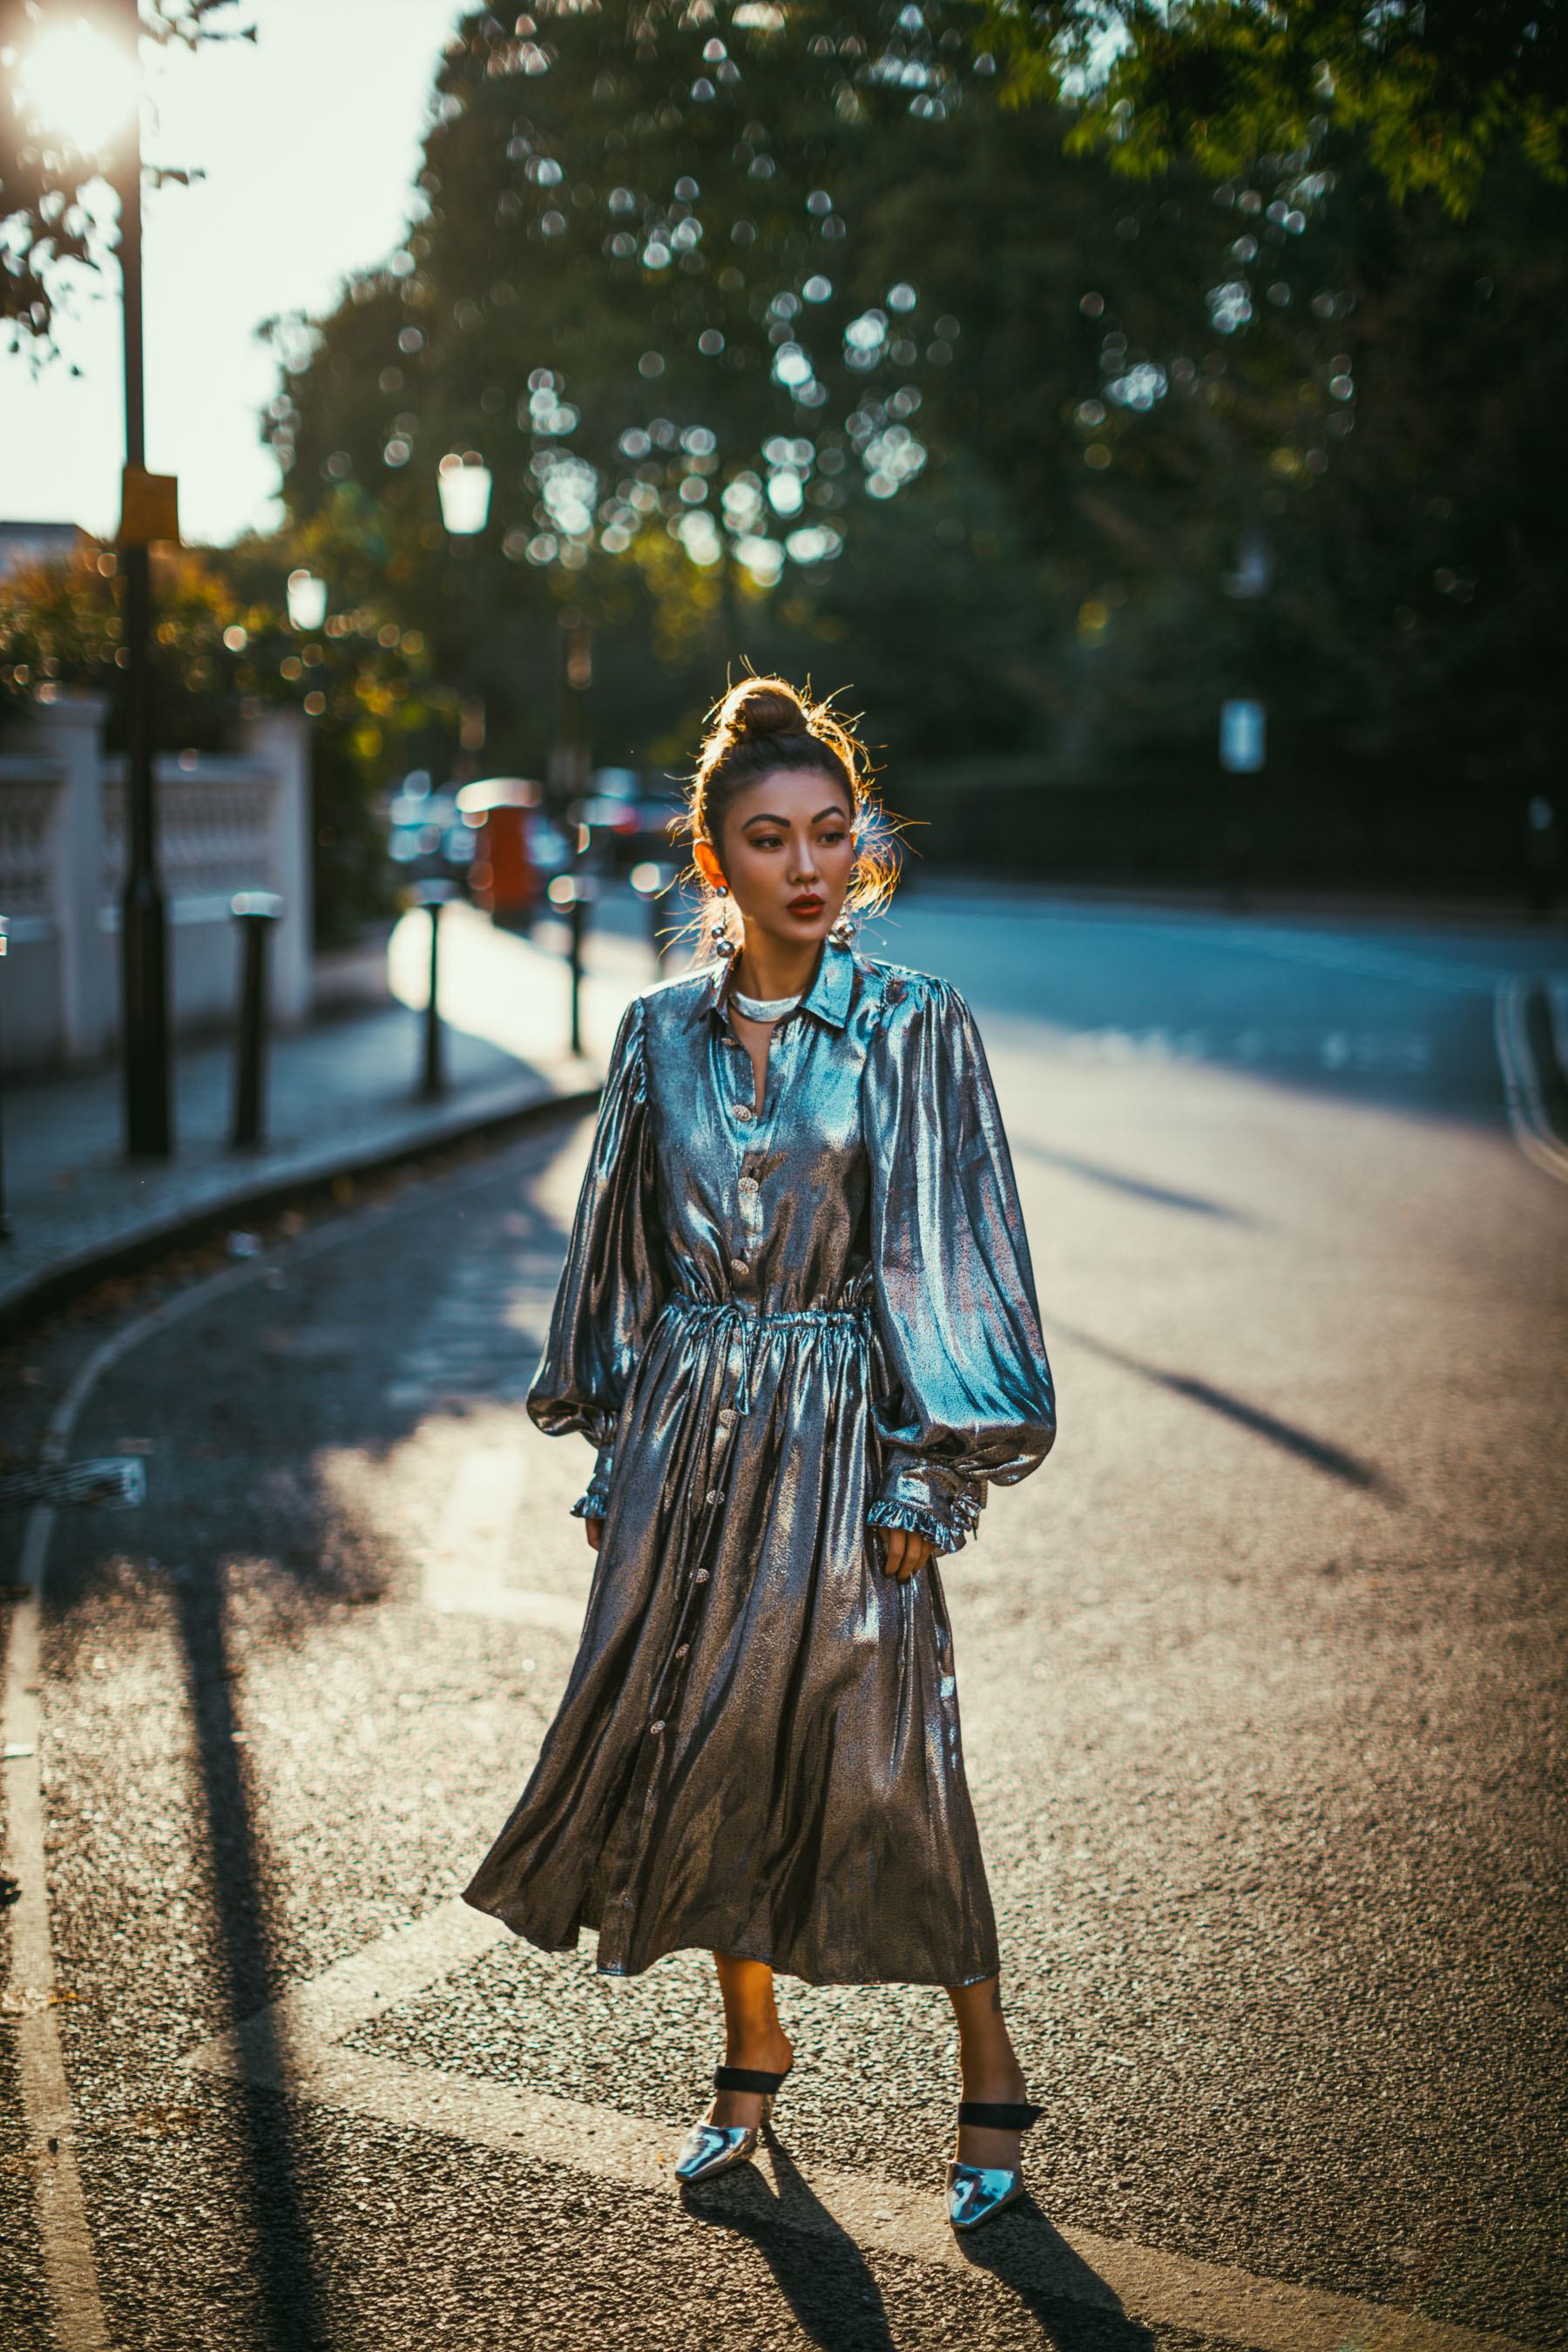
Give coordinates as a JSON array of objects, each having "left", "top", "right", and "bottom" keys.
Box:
[{"left": 3, "top": 896, "right": 1565, "bottom": 2352}]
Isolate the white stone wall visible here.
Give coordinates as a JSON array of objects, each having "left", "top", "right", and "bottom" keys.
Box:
[{"left": 0, "top": 695, "right": 313, "bottom": 1074}]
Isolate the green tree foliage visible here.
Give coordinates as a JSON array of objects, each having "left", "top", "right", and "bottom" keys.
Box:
[
  {"left": 272, "top": 1, "right": 1563, "bottom": 888},
  {"left": 276, "top": 0, "right": 1239, "bottom": 774},
  {"left": 974, "top": 0, "right": 1566, "bottom": 217}
]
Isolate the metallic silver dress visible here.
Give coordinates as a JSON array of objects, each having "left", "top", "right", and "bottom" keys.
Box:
[{"left": 463, "top": 939, "right": 1055, "bottom": 1985}]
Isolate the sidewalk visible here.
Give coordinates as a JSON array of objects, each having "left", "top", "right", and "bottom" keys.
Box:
[{"left": 0, "top": 903, "right": 655, "bottom": 1333}]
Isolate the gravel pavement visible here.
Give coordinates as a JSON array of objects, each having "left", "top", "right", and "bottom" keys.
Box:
[{"left": 3, "top": 909, "right": 1565, "bottom": 2352}]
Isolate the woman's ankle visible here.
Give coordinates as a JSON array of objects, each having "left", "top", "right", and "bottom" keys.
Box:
[
  {"left": 724, "top": 2019, "right": 793, "bottom": 2072},
  {"left": 956, "top": 2039, "right": 1027, "bottom": 2101}
]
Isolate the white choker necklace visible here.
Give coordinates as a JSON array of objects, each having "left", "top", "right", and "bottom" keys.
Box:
[{"left": 733, "top": 988, "right": 801, "bottom": 1023}]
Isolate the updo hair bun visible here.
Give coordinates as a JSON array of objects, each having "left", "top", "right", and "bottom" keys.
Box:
[
  {"left": 683, "top": 672, "right": 900, "bottom": 949},
  {"left": 718, "top": 678, "right": 811, "bottom": 745}
]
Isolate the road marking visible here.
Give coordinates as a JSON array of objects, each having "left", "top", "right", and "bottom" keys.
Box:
[
  {"left": 423, "top": 1443, "right": 587, "bottom": 1632},
  {"left": 3, "top": 1507, "right": 111, "bottom": 2349},
  {"left": 189, "top": 1898, "right": 508, "bottom": 2057},
  {"left": 1493, "top": 977, "right": 1568, "bottom": 1185},
  {"left": 180, "top": 1903, "right": 1520, "bottom": 2352},
  {"left": 1550, "top": 977, "right": 1568, "bottom": 1077}
]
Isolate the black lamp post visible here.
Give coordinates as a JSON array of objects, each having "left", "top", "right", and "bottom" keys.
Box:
[
  {"left": 552, "top": 610, "right": 593, "bottom": 821},
  {"left": 110, "top": 0, "right": 172, "bottom": 1159}
]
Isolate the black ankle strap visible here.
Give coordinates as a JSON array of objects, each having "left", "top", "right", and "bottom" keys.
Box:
[
  {"left": 714, "top": 2065, "right": 787, "bottom": 2095},
  {"left": 956, "top": 2100, "right": 1044, "bottom": 2132}
]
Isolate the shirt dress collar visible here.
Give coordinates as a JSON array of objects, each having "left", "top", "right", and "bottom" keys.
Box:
[{"left": 699, "top": 935, "right": 855, "bottom": 1032}]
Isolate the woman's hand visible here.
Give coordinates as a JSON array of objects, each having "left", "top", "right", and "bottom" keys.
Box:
[
  {"left": 585, "top": 1516, "right": 604, "bottom": 1551},
  {"left": 879, "top": 1525, "right": 933, "bottom": 1582}
]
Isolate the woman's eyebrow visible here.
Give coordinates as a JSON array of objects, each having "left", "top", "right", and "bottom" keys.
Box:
[{"left": 740, "top": 801, "right": 851, "bottom": 831}]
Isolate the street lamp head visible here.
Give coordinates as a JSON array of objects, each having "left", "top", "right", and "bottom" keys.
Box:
[
  {"left": 437, "top": 454, "right": 493, "bottom": 535},
  {"left": 19, "top": 21, "right": 139, "bottom": 159},
  {"left": 286, "top": 570, "right": 328, "bottom": 632}
]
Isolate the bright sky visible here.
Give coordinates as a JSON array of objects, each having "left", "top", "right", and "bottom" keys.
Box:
[{"left": 0, "top": 0, "right": 464, "bottom": 545}]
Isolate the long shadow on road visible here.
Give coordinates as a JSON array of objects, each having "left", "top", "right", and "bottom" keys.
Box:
[
  {"left": 1049, "top": 1320, "right": 1396, "bottom": 1496},
  {"left": 173, "top": 1574, "right": 326, "bottom": 2350},
  {"left": 683, "top": 2136, "right": 1155, "bottom": 2352},
  {"left": 1011, "top": 1141, "right": 1251, "bottom": 1224},
  {"left": 683, "top": 2134, "right": 896, "bottom": 2351},
  {"left": 956, "top": 2193, "right": 1157, "bottom": 2352}
]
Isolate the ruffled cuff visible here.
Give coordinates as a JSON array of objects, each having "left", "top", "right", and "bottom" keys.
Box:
[
  {"left": 570, "top": 1442, "right": 615, "bottom": 1523},
  {"left": 868, "top": 1461, "right": 986, "bottom": 1558}
]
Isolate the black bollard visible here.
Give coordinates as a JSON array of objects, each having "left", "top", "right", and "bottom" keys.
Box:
[
  {"left": 570, "top": 891, "right": 588, "bottom": 1055},
  {"left": 415, "top": 882, "right": 456, "bottom": 1098},
  {"left": 546, "top": 872, "right": 596, "bottom": 1056},
  {"left": 229, "top": 893, "right": 283, "bottom": 1150},
  {"left": 424, "top": 899, "right": 443, "bottom": 1097}
]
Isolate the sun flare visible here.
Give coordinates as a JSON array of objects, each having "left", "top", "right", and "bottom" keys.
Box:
[{"left": 19, "top": 22, "right": 139, "bottom": 159}]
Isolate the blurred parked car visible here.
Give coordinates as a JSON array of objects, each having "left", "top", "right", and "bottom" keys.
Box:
[
  {"left": 578, "top": 768, "right": 684, "bottom": 875},
  {"left": 527, "top": 814, "right": 574, "bottom": 879},
  {"left": 389, "top": 772, "right": 470, "bottom": 889}
]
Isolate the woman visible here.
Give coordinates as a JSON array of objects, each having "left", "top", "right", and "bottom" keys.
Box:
[{"left": 464, "top": 678, "right": 1056, "bottom": 2230}]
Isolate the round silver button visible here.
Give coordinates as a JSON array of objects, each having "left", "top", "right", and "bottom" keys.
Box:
[
  {"left": 734, "top": 1105, "right": 754, "bottom": 1124},
  {"left": 650, "top": 1720, "right": 665, "bottom": 1734},
  {"left": 694, "top": 1570, "right": 709, "bottom": 1585},
  {"left": 739, "top": 1176, "right": 759, "bottom": 1196},
  {"left": 732, "top": 1261, "right": 748, "bottom": 1280},
  {"left": 675, "top": 1643, "right": 689, "bottom": 1659},
  {"left": 717, "top": 1409, "right": 735, "bottom": 1429},
  {"left": 706, "top": 1487, "right": 724, "bottom": 1506}
]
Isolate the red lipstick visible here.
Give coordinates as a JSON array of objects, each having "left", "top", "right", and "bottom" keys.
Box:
[{"left": 787, "top": 894, "right": 824, "bottom": 916}]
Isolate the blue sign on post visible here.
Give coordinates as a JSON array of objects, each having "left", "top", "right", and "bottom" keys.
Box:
[{"left": 1220, "top": 700, "right": 1267, "bottom": 774}]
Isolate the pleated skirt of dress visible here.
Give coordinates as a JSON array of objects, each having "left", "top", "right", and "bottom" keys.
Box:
[{"left": 463, "top": 1295, "right": 1001, "bottom": 1987}]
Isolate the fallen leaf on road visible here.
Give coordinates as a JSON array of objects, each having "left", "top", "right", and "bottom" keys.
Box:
[{"left": 119, "top": 2103, "right": 202, "bottom": 2140}]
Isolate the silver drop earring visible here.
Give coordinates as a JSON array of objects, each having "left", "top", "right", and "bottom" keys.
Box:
[{"left": 707, "top": 889, "right": 737, "bottom": 959}]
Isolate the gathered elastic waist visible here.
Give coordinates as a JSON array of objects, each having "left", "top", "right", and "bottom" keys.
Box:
[
  {"left": 659, "top": 1288, "right": 874, "bottom": 1416},
  {"left": 666, "top": 1290, "right": 870, "bottom": 1333}
]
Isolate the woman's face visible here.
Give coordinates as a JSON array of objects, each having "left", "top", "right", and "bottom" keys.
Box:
[{"left": 696, "top": 767, "right": 855, "bottom": 952}]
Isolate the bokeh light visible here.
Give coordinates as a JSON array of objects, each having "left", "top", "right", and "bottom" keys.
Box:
[
  {"left": 436, "top": 456, "right": 493, "bottom": 534},
  {"left": 286, "top": 571, "right": 328, "bottom": 632}
]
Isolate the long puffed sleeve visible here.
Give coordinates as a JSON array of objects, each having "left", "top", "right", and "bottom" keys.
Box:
[
  {"left": 865, "top": 977, "right": 1055, "bottom": 1555},
  {"left": 528, "top": 996, "right": 665, "bottom": 1518}
]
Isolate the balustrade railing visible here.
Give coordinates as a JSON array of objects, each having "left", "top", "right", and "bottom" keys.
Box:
[{"left": 0, "top": 701, "right": 311, "bottom": 1072}]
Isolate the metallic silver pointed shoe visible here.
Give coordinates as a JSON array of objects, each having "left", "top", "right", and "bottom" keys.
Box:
[
  {"left": 673, "top": 2064, "right": 788, "bottom": 2186},
  {"left": 946, "top": 2099, "right": 1044, "bottom": 2233},
  {"left": 947, "top": 2161, "right": 1025, "bottom": 2231}
]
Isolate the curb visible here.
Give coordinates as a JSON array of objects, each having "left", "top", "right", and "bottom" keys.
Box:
[
  {"left": 1493, "top": 973, "right": 1568, "bottom": 1186},
  {"left": 0, "top": 1079, "right": 601, "bottom": 1342}
]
